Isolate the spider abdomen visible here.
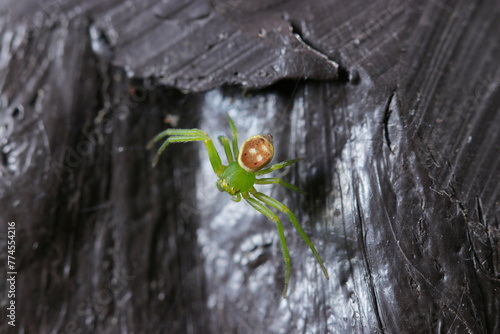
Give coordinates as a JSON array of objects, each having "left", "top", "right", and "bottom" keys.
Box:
[{"left": 238, "top": 134, "right": 274, "bottom": 172}]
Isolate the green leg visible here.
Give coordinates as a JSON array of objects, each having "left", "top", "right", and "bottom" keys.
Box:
[
  {"left": 256, "top": 158, "right": 303, "bottom": 176},
  {"left": 250, "top": 189, "right": 329, "bottom": 280},
  {"left": 227, "top": 115, "right": 239, "bottom": 159},
  {"left": 242, "top": 192, "right": 290, "bottom": 297},
  {"left": 232, "top": 193, "right": 241, "bottom": 202},
  {"left": 147, "top": 129, "right": 223, "bottom": 176},
  {"left": 218, "top": 135, "right": 234, "bottom": 163},
  {"left": 255, "top": 177, "right": 305, "bottom": 194},
  {"left": 146, "top": 128, "right": 208, "bottom": 149}
]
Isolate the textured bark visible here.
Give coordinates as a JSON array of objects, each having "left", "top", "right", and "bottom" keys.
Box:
[{"left": 0, "top": 0, "right": 499, "bottom": 333}]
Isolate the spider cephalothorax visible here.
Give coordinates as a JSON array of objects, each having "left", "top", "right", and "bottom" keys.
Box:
[{"left": 147, "top": 115, "right": 329, "bottom": 297}]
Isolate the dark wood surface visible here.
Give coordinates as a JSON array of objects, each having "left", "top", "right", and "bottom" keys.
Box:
[{"left": 1, "top": 0, "right": 499, "bottom": 333}]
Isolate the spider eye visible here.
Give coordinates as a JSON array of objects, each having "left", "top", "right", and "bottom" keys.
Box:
[{"left": 238, "top": 134, "right": 274, "bottom": 172}]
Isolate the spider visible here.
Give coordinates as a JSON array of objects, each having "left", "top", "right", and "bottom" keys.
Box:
[{"left": 147, "top": 115, "right": 329, "bottom": 297}]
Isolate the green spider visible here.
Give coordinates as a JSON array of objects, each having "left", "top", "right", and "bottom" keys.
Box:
[{"left": 147, "top": 115, "right": 329, "bottom": 297}]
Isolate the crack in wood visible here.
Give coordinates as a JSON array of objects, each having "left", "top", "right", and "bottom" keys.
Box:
[
  {"left": 383, "top": 91, "right": 395, "bottom": 152},
  {"left": 287, "top": 20, "right": 340, "bottom": 79}
]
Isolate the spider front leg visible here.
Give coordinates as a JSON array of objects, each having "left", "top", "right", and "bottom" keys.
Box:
[
  {"left": 147, "top": 128, "right": 224, "bottom": 176},
  {"left": 217, "top": 114, "right": 240, "bottom": 164},
  {"left": 242, "top": 192, "right": 291, "bottom": 297},
  {"left": 227, "top": 115, "right": 239, "bottom": 158},
  {"left": 218, "top": 135, "right": 234, "bottom": 163},
  {"left": 250, "top": 188, "right": 329, "bottom": 280}
]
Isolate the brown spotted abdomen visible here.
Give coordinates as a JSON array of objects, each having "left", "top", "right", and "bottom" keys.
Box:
[{"left": 238, "top": 134, "right": 274, "bottom": 172}]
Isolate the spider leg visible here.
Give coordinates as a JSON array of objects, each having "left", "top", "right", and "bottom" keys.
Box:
[
  {"left": 231, "top": 193, "right": 241, "bottom": 202},
  {"left": 242, "top": 192, "right": 290, "bottom": 297},
  {"left": 227, "top": 115, "right": 239, "bottom": 158},
  {"left": 250, "top": 188, "right": 329, "bottom": 280},
  {"left": 146, "top": 128, "right": 207, "bottom": 149},
  {"left": 147, "top": 129, "right": 223, "bottom": 175},
  {"left": 255, "top": 177, "right": 305, "bottom": 194},
  {"left": 218, "top": 135, "right": 234, "bottom": 163},
  {"left": 256, "top": 158, "right": 303, "bottom": 176}
]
